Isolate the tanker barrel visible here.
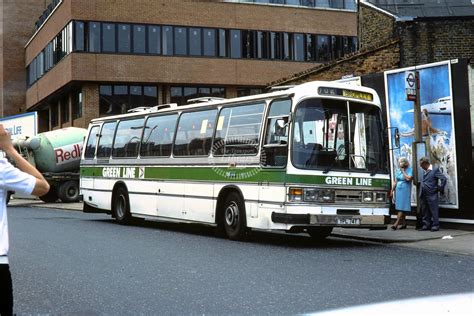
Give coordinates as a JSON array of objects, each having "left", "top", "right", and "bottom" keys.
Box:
[{"left": 31, "top": 127, "right": 87, "bottom": 173}]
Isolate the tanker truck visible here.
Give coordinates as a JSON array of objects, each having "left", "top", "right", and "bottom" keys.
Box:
[{"left": 12, "top": 127, "right": 87, "bottom": 203}]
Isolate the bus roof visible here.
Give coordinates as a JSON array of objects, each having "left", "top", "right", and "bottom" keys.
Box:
[{"left": 90, "top": 81, "right": 381, "bottom": 123}]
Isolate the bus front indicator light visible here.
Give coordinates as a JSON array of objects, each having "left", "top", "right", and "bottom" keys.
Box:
[{"left": 289, "top": 188, "right": 303, "bottom": 202}]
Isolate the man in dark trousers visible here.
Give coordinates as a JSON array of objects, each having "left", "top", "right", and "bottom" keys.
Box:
[
  {"left": 418, "top": 156, "right": 447, "bottom": 232},
  {"left": 0, "top": 124, "right": 50, "bottom": 315}
]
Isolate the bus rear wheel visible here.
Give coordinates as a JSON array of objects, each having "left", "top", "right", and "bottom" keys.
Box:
[
  {"left": 223, "top": 192, "right": 247, "bottom": 241},
  {"left": 112, "top": 186, "right": 131, "bottom": 225},
  {"left": 307, "top": 227, "right": 333, "bottom": 241}
]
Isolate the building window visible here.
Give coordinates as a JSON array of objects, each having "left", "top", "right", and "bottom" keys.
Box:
[
  {"left": 61, "top": 95, "right": 69, "bottom": 124},
  {"left": 118, "top": 24, "right": 131, "bottom": 53},
  {"left": 317, "top": 35, "right": 330, "bottom": 62},
  {"left": 88, "top": 22, "right": 101, "bottom": 52},
  {"left": 203, "top": 28, "right": 216, "bottom": 57},
  {"left": 219, "top": 29, "right": 227, "bottom": 57},
  {"left": 133, "top": 25, "right": 146, "bottom": 54},
  {"left": 163, "top": 26, "right": 173, "bottom": 55},
  {"left": 100, "top": 84, "right": 158, "bottom": 116},
  {"left": 174, "top": 27, "right": 188, "bottom": 55},
  {"left": 51, "top": 103, "right": 58, "bottom": 128},
  {"left": 293, "top": 33, "right": 305, "bottom": 61},
  {"left": 237, "top": 88, "right": 265, "bottom": 97},
  {"left": 148, "top": 25, "right": 161, "bottom": 54},
  {"left": 130, "top": 86, "right": 143, "bottom": 108},
  {"left": 144, "top": 86, "right": 158, "bottom": 107},
  {"left": 170, "top": 86, "right": 226, "bottom": 105},
  {"left": 189, "top": 28, "right": 202, "bottom": 56},
  {"left": 72, "top": 89, "right": 82, "bottom": 120},
  {"left": 102, "top": 23, "right": 116, "bottom": 53},
  {"left": 230, "top": 30, "right": 241, "bottom": 58},
  {"left": 74, "top": 21, "right": 85, "bottom": 52}
]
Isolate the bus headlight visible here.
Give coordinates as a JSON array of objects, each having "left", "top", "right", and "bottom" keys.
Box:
[
  {"left": 376, "top": 192, "right": 387, "bottom": 203},
  {"left": 362, "top": 191, "right": 373, "bottom": 202},
  {"left": 303, "top": 188, "right": 335, "bottom": 203}
]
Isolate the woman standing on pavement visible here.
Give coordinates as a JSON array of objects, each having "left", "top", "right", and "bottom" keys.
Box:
[{"left": 391, "top": 157, "right": 413, "bottom": 230}]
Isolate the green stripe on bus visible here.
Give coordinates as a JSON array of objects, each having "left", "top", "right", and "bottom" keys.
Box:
[{"left": 80, "top": 166, "right": 390, "bottom": 188}]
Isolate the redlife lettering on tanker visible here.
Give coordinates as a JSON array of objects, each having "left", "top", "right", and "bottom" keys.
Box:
[{"left": 55, "top": 143, "right": 83, "bottom": 164}]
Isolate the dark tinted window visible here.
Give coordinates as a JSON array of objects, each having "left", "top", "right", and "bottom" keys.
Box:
[
  {"left": 72, "top": 89, "right": 82, "bottom": 120},
  {"left": 141, "top": 114, "right": 178, "bottom": 157},
  {"left": 144, "top": 86, "right": 157, "bottom": 107},
  {"left": 293, "top": 33, "right": 305, "bottom": 61},
  {"left": 148, "top": 25, "right": 161, "bottom": 54},
  {"left": 99, "top": 85, "right": 113, "bottom": 115},
  {"left": 219, "top": 29, "right": 227, "bottom": 57},
  {"left": 203, "top": 28, "right": 216, "bottom": 56},
  {"left": 214, "top": 103, "right": 265, "bottom": 156},
  {"left": 175, "top": 27, "right": 187, "bottom": 55},
  {"left": 317, "top": 35, "right": 330, "bottom": 62},
  {"left": 88, "top": 22, "right": 101, "bottom": 52},
  {"left": 112, "top": 118, "right": 144, "bottom": 158},
  {"left": 130, "top": 86, "right": 143, "bottom": 109},
  {"left": 97, "top": 122, "right": 117, "bottom": 158},
  {"left": 174, "top": 109, "right": 217, "bottom": 156},
  {"left": 163, "top": 26, "right": 173, "bottom": 55},
  {"left": 189, "top": 28, "right": 202, "bottom": 56},
  {"left": 74, "top": 21, "right": 85, "bottom": 51},
  {"left": 102, "top": 23, "right": 116, "bottom": 52},
  {"left": 118, "top": 24, "right": 131, "bottom": 53},
  {"left": 230, "top": 30, "right": 241, "bottom": 58},
  {"left": 133, "top": 25, "right": 146, "bottom": 53},
  {"left": 84, "top": 125, "right": 100, "bottom": 159}
]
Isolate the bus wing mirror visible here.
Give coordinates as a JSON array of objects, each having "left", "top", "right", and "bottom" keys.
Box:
[{"left": 274, "top": 118, "right": 288, "bottom": 136}]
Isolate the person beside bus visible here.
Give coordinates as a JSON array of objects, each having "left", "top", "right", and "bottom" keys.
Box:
[
  {"left": 418, "top": 156, "right": 446, "bottom": 232},
  {"left": 0, "top": 124, "right": 50, "bottom": 315},
  {"left": 391, "top": 157, "right": 413, "bottom": 230}
]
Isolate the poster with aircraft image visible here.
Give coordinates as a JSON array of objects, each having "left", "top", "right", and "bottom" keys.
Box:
[{"left": 384, "top": 60, "right": 458, "bottom": 208}]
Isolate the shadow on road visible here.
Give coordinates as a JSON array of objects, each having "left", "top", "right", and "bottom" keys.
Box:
[{"left": 88, "top": 217, "right": 377, "bottom": 250}]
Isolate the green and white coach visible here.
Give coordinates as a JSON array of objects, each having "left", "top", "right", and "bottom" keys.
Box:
[{"left": 80, "top": 81, "right": 391, "bottom": 241}]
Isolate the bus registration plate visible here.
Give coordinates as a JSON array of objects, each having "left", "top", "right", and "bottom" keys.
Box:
[{"left": 336, "top": 217, "right": 361, "bottom": 225}]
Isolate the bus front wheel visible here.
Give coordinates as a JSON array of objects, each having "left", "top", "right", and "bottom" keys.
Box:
[
  {"left": 112, "top": 186, "right": 131, "bottom": 225},
  {"left": 223, "top": 192, "right": 247, "bottom": 241}
]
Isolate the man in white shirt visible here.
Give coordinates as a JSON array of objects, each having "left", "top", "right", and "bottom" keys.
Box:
[{"left": 0, "top": 124, "right": 49, "bottom": 315}]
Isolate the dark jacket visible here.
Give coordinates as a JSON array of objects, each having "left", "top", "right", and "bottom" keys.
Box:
[{"left": 420, "top": 166, "right": 447, "bottom": 197}]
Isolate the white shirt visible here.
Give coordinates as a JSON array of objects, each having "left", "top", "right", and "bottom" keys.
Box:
[{"left": 0, "top": 158, "right": 36, "bottom": 262}]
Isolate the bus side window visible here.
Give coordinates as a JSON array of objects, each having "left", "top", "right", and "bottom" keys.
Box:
[
  {"left": 112, "top": 118, "right": 144, "bottom": 158},
  {"left": 84, "top": 125, "right": 100, "bottom": 159},
  {"left": 173, "top": 109, "right": 217, "bottom": 157},
  {"left": 262, "top": 98, "right": 291, "bottom": 167},
  {"left": 141, "top": 114, "right": 178, "bottom": 157},
  {"left": 96, "top": 121, "right": 117, "bottom": 159}
]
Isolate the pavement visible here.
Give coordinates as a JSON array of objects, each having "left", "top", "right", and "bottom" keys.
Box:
[{"left": 8, "top": 197, "right": 474, "bottom": 256}]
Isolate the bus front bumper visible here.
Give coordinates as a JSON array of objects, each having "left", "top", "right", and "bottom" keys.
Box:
[{"left": 271, "top": 212, "right": 390, "bottom": 228}]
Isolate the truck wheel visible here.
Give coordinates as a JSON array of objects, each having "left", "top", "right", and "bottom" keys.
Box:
[
  {"left": 39, "top": 185, "right": 59, "bottom": 203},
  {"left": 112, "top": 186, "right": 131, "bottom": 225},
  {"left": 222, "top": 192, "right": 247, "bottom": 241},
  {"left": 307, "top": 227, "right": 333, "bottom": 241},
  {"left": 58, "top": 181, "right": 80, "bottom": 203}
]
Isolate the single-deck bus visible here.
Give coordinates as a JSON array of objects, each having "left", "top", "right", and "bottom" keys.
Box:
[{"left": 80, "top": 81, "right": 391, "bottom": 241}]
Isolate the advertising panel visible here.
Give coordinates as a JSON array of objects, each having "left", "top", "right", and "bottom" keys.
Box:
[
  {"left": 385, "top": 61, "right": 458, "bottom": 208},
  {"left": 0, "top": 112, "right": 38, "bottom": 141}
]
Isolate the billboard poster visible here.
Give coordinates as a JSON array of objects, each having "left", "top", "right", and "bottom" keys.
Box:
[
  {"left": 385, "top": 61, "right": 458, "bottom": 208},
  {"left": 0, "top": 112, "right": 38, "bottom": 141}
]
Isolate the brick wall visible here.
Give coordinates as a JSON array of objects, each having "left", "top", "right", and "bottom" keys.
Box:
[
  {"left": 1, "top": 0, "right": 46, "bottom": 117},
  {"left": 358, "top": 4, "right": 396, "bottom": 51},
  {"left": 269, "top": 41, "right": 400, "bottom": 86},
  {"left": 399, "top": 19, "right": 474, "bottom": 67}
]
